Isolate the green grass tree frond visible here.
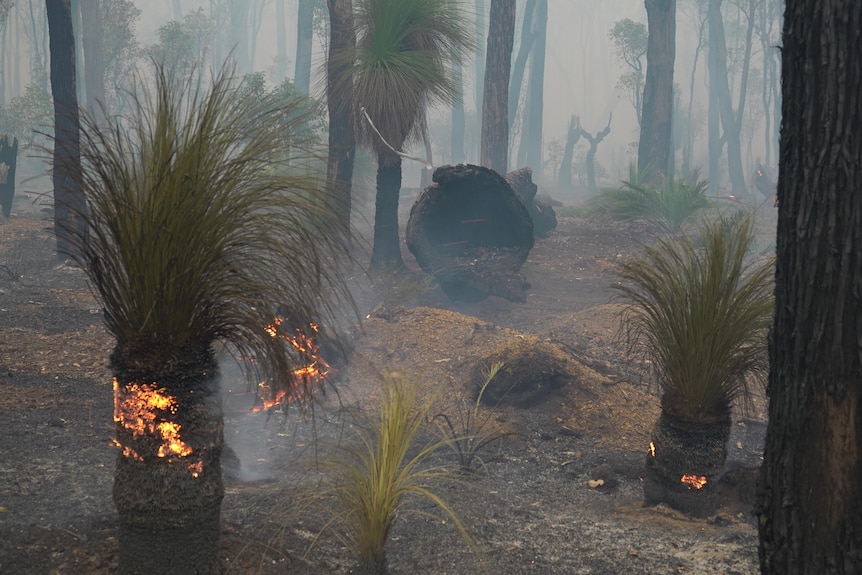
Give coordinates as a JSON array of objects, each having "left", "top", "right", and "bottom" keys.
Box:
[
  {"left": 614, "top": 212, "right": 774, "bottom": 421},
  {"left": 70, "top": 61, "right": 352, "bottom": 393},
  {"left": 317, "top": 373, "right": 484, "bottom": 575},
  {"left": 591, "top": 171, "right": 712, "bottom": 233}
]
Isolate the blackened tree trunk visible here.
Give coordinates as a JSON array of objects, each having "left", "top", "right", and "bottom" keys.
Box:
[
  {"left": 757, "top": 1, "right": 862, "bottom": 573},
  {"left": 46, "top": 0, "right": 86, "bottom": 261},
  {"left": 557, "top": 115, "right": 579, "bottom": 189},
  {"left": 112, "top": 346, "right": 224, "bottom": 575},
  {"left": 473, "top": 0, "right": 486, "bottom": 138},
  {"left": 370, "top": 159, "right": 404, "bottom": 270},
  {"left": 294, "top": 0, "right": 313, "bottom": 95},
  {"left": 480, "top": 0, "right": 515, "bottom": 174},
  {"left": 580, "top": 116, "right": 612, "bottom": 194},
  {"left": 0, "top": 135, "right": 17, "bottom": 218},
  {"left": 637, "top": 0, "right": 676, "bottom": 181},
  {"left": 326, "top": 0, "right": 355, "bottom": 231}
]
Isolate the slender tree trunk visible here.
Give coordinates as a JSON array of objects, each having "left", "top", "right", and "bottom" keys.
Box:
[
  {"left": 451, "top": 46, "right": 466, "bottom": 164},
  {"left": 480, "top": 0, "right": 515, "bottom": 174},
  {"left": 474, "top": 0, "right": 486, "bottom": 140},
  {"left": 507, "top": 0, "right": 535, "bottom": 133},
  {"left": 294, "top": 0, "right": 313, "bottom": 94},
  {"left": 370, "top": 159, "right": 404, "bottom": 270},
  {"left": 580, "top": 116, "right": 612, "bottom": 193},
  {"left": 46, "top": 0, "right": 86, "bottom": 261},
  {"left": 229, "top": 0, "right": 250, "bottom": 74},
  {"left": 757, "top": 1, "right": 862, "bottom": 573},
  {"left": 557, "top": 115, "right": 580, "bottom": 189},
  {"left": 80, "top": 0, "right": 104, "bottom": 118},
  {"left": 523, "top": 0, "right": 546, "bottom": 173},
  {"left": 708, "top": 0, "right": 746, "bottom": 196},
  {"left": 637, "top": 0, "right": 676, "bottom": 181},
  {"left": 275, "top": 0, "right": 286, "bottom": 79},
  {"left": 326, "top": 0, "right": 355, "bottom": 231},
  {"left": 112, "top": 347, "right": 224, "bottom": 575}
]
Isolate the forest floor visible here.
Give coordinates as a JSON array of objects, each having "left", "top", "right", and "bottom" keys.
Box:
[{"left": 0, "top": 178, "right": 775, "bottom": 574}]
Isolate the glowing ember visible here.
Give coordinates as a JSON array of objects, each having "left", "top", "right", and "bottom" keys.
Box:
[
  {"left": 252, "top": 320, "right": 330, "bottom": 413},
  {"left": 680, "top": 474, "right": 707, "bottom": 490},
  {"left": 113, "top": 379, "right": 202, "bottom": 476},
  {"left": 648, "top": 442, "right": 656, "bottom": 457}
]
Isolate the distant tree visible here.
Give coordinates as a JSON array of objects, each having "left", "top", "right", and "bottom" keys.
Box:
[
  {"left": 637, "top": 0, "right": 676, "bottom": 181},
  {"left": 0, "top": 1, "right": 12, "bottom": 99},
  {"left": 294, "top": 0, "right": 314, "bottom": 94},
  {"left": 350, "top": 0, "right": 473, "bottom": 269},
  {"left": 79, "top": 0, "right": 105, "bottom": 118},
  {"left": 519, "top": 0, "right": 546, "bottom": 172},
  {"left": 557, "top": 115, "right": 580, "bottom": 189},
  {"left": 473, "top": 0, "right": 486, "bottom": 135},
  {"left": 101, "top": 0, "right": 140, "bottom": 115},
  {"left": 757, "top": 1, "right": 862, "bottom": 572},
  {"left": 325, "top": 0, "right": 356, "bottom": 230},
  {"left": 580, "top": 115, "right": 612, "bottom": 193},
  {"left": 46, "top": 0, "right": 86, "bottom": 260},
  {"left": 480, "top": 0, "right": 515, "bottom": 174},
  {"left": 275, "top": 0, "right": 287, "bottom": 78},
  {"left": 609, "top": 18, "right": 647, "bottom": 126},
  {"left": 148, "top": 7, "right": 214, "bottom": 82},
  {"left": 507, "top": 0, "right": 536, "bottom": 132},
  {"left": 451, "top": 43, "right": 466, "bottom": 164}
]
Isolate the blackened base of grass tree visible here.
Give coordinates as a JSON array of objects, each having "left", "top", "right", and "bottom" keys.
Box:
[
  {"left": 68, "top": 62, "right": 352, "bottom": 575},
  {"left": 615, "top": 213, "right": 773, "bottom": 516}
]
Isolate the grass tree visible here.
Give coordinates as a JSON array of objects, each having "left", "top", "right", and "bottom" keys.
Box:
[
  {"left": 67, "top": 63, "right": 351, "bottom": 575},
  {"left": 346, "top": 0, "right": 474, "bottom": 269},
  {"left": 614, "top": 212, "right": 773, "bottom": 514}
]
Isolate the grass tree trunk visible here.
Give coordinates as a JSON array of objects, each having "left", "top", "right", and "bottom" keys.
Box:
[
  {"left": 370, "top": 158, "right": 404, "bottom": 270},
  {"left": 326, "top": 0, "right": 355, "bottom": 230},
  {"left": 112, "top": 346, "right": 224, "bottom": 575}
]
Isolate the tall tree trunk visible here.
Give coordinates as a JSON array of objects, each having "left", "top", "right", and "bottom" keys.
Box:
[
  {"left": 46, "top": 0, "right": 86, "bottom": 261},
  {"left": 580, "top": 116, "right": 612, "bottom": 194},
  {"left": 637, "top": 0, "right": 676, "bottom": 181},
  {"left": 451, "top": 45, "right": 466, "bottom": 164},
  {"left": 326, "top": 0, "right": 355, "bottom": 231},
  {"left": 80, "top": 0, "right": 104, "bottom": 118},
  {"left": 523, "top": 0, "right": 546, "bottom": 173},
  {"left": 557, "top": 115, "right": 580, "bottom": 189},
  {"left": 229, "top": 0, "right": 250, "bottom": 74},
  {"left": 370, "top": 159, "right": 404, "bottom": 270},
  {"left": 275, "top": 0, "right": 286, "bottom": 79},
  {"left": 294, "top": 0, "right": 313, "bottom": 94},
  {"left": 507, "top": 0, "right": 535, "bottom": 133},
  {"left": 480, "top": 0, "right": 515, "bottom": 174},
  {"left": 112, "top": 346, "right": 224, "bottom": 575},
  {"left": 757, "top": 1, "right": 862, "bottom": 573},
  {"left": 707, "top": 0, "right": 746, "bottom": 197},
  {"left": 473, "top": 0, "right": 486, "bottom": 140}
]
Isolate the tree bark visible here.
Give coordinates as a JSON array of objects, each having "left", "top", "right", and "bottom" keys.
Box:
[
  {"left": 637, "top": 0, "right": 675, "bottom": 181},
  {"left": 370, "top": 159, "right": 404, "bottom": 270},
  {"left": 0, "top": 135, "right": 17, "bottom": 218},
  {"left": 557, "top": 116, "right": 579, "bottom": 189},
  {"left": 757, "top": 1, "right": 862, "bottom": 573},
  {"left": 46, "top": 0, "right": 86, "bottom": 261},
  {"left": 473, "top": 0, "right": 486, "bottom": 136},
  {"left": 451, "top": 44, "right": 465, "bottom": 164},
  {"left": 294, "top": 0, "right": 313, "bottom": 95},
  {"left": 480, "top": 0, "right": 515, "bottom": 175},
  {"left": 326, "top": 0, "right": 355, "bottom": 231},
  {"left": 507, "top": 0, "right": 535, "bottom": 133}
]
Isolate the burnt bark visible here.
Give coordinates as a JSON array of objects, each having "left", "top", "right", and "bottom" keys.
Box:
[
  {"left": 757, "top": 1, "right": 862, "bottom": 573},
  {"left": 0, "top": 135, "right": 17, "bottom": 218},
  {"left": 505, "top": 167, "right": 556, "bottom": 237},
  {"left": 507, "top": 0, "right": 536, "bottom": 132},
  {"left": 294, "top": 0, "right": 314, "bottom": 95},
  {"left": 326, "top": 0, "right": 355, "bottom": 230},
  {"left": 370, "top": 159, "right": 404, "bottom": 270},
  {"left": 111, "top": 347, "right": 224, "bottom": 575},
  {"left": 480, "top": 0, "right": 515, "bottom": 174},
  {"left": 520, "top": 0, "right": 546, "bottom": 172},
  {"left": 557, "top": 116, "right": 580, "bottom": 189},
  {"left": 405, "top": 164, "right": 533, "bottom": 303},
  {"left": 46, "top": 0, "right": 86, "bottom": 261},
  {"left": 637, "top": 0, "right": 676, "bottom": 181}
]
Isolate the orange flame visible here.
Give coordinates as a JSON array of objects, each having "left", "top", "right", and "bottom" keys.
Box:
[
  {"left": 648, "top": 442, "right": 656, "bottom": 457},
  {"left": 680, "top": 474, "right": 707, "bottom": 490},
  {"left": 252, "top": 320, "right": 330, "bottom": 413},
  {"left": 113, "top": 379, "right": 202, "bottom": 477}
]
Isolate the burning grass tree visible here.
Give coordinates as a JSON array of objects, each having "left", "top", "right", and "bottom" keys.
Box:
[
  {"left": 614, "top": 212, "right": 773, "bottom": 515},
  {"left": 67, "top": 63, "right": 351, "bottom": 575}
]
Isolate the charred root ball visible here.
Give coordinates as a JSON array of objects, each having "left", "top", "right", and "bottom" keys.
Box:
[{"left": 406, "top": 164, "right": 534, "bottom": 303}]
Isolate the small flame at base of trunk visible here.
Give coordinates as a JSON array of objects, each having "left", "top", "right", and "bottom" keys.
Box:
[
  {"left": 113, "top": 379, "right": 203, "bottom": 477},
  {"left": 680, "top": 474, "right": 708, "bottom": 490}
]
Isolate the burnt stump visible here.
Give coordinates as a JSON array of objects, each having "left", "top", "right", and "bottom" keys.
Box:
[{"left": 406, "top": 164, "right": 534, "bottom": 303}]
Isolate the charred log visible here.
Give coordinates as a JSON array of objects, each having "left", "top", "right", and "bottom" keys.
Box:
[
  {"left": 406, "top": 164, "right": 534, "bottom": 303},
  {"left": 504, "top": 167, "right": 557, "bottom": 238}
]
